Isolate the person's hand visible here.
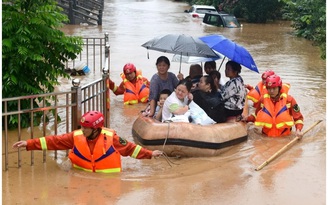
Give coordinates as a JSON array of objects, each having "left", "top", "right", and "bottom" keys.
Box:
[
  {"left": 295, "top": 129, "right": 303, "bottom": 140},
  {"left": 152, "top": 150, "right": 163, "bottom": 157},
  {"left": 12, "top": 141, "right": 27, "bottom": 149},
  {"left": 108, "top": 78, "right": 115, "bottom": 90},
  {"left": 187, "top": 93, "right": 193, "bottom": 101},
  {"left": 177, "top": 73, "right": 184, "bottom": 81},
  {"left": 157, "top": 101, "right": 163, "bottom": 108},
  {"left": 245, "top": 84, "right": 253, "bottom": 91}
]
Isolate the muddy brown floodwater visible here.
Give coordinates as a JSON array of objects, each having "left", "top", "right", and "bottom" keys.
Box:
[{"left": 3, "top": 0, "right": 326, "bottom": 204}]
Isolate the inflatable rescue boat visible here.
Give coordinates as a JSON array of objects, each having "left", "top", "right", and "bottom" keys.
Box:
[{"left": 132, "top": 115, "right": 248, "bottom": 157}]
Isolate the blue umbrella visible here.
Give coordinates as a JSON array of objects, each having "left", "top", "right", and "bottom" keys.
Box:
[{"left": 199, "top": 34, "right": 259, "bottom": 73}]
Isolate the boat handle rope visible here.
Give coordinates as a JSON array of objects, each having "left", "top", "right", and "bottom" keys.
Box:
[{"left": 158, "top": 121, "right": 180, "bottom": 167}]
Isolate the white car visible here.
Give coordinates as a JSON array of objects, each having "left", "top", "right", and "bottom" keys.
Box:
[{"left": 184, "top": 5, "right": 217, "bottom": 18}]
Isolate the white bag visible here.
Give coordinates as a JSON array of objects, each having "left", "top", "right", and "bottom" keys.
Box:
[{"left": 189, "top": 101, "right": 216, "bottom": 125}]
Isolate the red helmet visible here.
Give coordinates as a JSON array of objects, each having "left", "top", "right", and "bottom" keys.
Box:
[
  {"left": 266, "top": 75, "right": 282, "bottom": 88},
  {"left": 80, "top": 111, "right": 104, "bottom": 129},
  {"left": 123, "top": 63, "right": 136, "bottom": 74},
  {"left": 261, "top": 70, "right": 275, "bottom": 80}
]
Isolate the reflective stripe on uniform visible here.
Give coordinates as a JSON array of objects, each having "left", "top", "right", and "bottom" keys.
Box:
[
  {"left": 294, "top": 119, "right": 304, "bottom": 125},
  {"left": 39, "top": 137, "right": 48, "bottom": 150},
  {"left": 131, "top": 145, "right": 142, "bottom": 158}
]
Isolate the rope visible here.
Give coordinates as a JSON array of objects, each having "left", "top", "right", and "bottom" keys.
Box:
[{"left": 157, "top": 121, "right": 180, "bottom": 167}]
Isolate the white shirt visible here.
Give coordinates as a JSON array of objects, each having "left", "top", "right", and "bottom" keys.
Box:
[{"left": 162, "top": 91, "right": 189, "bottom": 122}]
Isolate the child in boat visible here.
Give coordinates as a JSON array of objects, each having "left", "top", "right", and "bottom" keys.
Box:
[{"left": 154, "top": 89, "right": 172, "bottom": 121}]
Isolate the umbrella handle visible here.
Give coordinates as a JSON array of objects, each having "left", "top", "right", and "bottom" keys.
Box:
[
  {"left": 218, "top": 56, "right": 226, "bottom": 71},
  {"left": 179, "top": 53, "right": 182, "bottom": 73}
]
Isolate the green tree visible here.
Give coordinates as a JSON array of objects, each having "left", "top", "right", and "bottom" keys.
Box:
[
  {"left": 282, "top": 0, "right": 326, "bottom": 59},
  {"left": 2, "top": 0, "right": 84, "bottom": 128}
]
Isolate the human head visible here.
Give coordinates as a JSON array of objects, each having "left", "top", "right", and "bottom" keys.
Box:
[
  {"left": 80, "top": 111, "right": 104, "bottom": 129},
  {"left": 175, "top": 79, "right": 192, "bottom": 100},
  {"left": 156, "top": 56, "right": 170, "bottom": 75},
  {"left": 158, "top": 89, "right": 172, "bottom": 104},
  {"left": 80, "top": 111, "right": 104, "bottom": 140},
  {"left": 266, "top": 74, "right": 282, "bottom": 98},
  {"left": 209, "top": 70, "right": 221, "bottom": 90},
  {"left": 261, "top": 70, "right": 275, "bottom": 83},
  {"left": 189, "top": 64, "right": 203, "bottom": 79},
  {"left": 198, "top": 75, "right": 217, "bottom": 93},
  {"left": 123, "top": 63, "right": 137, "bottom": 81},
  {"left": 204, "top": 61, "right": 216, "bottom": 74},
  {"left": 225, "top": 60, "right": 241, "bottom": 79}
]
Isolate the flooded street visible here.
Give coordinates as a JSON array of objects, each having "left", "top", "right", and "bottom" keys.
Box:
[{"left": 3, "top": 0, "right": 326, "bottom": 204}]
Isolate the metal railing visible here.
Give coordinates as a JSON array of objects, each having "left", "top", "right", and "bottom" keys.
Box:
[
  {"left": 57, "top": 0, "right": 104, "bottom": 25},
  {"left": 2, "top": 33, "right": 110, "bottom": 171}
]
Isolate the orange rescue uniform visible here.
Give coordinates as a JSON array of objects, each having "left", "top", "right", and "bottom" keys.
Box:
[
  {"left": 109, "top": 70, "right": 150, "bottom": 105},
  {"left": 247, "top": 82, "right": 290, "bottom": 108},
  {"left": 246, "top": 86, "right": 304, "bottom": 137},
  {"left": 26, "top": 127, "right": 153, "bottom": 173}
]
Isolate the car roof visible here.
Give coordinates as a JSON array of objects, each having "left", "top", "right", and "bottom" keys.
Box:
[{"left": 192, "top": 5, "right": 216, "bottom": 9}]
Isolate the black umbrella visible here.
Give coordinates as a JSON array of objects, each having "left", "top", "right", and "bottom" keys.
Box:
[{"left": 142, "top": 34, "right": 219, "bottom": 72}]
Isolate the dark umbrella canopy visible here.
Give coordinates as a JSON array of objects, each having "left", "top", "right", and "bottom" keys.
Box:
[
  {"left": 142, "top": 34, "right": 219, "bottom": 72},
  {"left": 142, "top": 34, "right": 219, "bottom": 58},
  {"left": 199, "top": 34, "right": 259, "bottom": 73}
]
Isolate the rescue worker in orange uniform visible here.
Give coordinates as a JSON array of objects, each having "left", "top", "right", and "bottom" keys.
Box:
[
  {"left": 109, "top": 63, "right": 150, "bottom": 105},
  {"left": 243, "top": 75, "right": 304, "bottom": 138},
  {"left": 12, "top": 111, "right": 163, "bottom": 173},
  {"left": 245, "top": 70, "right": 276, "bottom": 108}
]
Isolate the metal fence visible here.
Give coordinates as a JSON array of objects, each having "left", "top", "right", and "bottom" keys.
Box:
[{"left": 2, "top": 33, "right": 110, "bottom": 171}]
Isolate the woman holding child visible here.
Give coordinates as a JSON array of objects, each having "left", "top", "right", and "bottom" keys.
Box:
[{"left": 162, "top": 80, "right": 193, "bottom": 122}]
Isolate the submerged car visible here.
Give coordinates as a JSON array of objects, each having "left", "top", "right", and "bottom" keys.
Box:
[
  {"left": 203, "top": 12, "right": 241, "bottom": 28},
  {"left": 184, "top": 5, "right": 217, "bottom": 18}
]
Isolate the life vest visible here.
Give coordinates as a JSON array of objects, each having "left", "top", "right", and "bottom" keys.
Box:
[
  {"left": 246, "top": 81, "right": 264, "bottom": 105},
  {"left": 68, "top": 128, "right": 122, "bottom": 173},
  {"left": 247, "top": 82, "right": 290, "bottom": 108},
  {"left": 121, "top": 70, "right": 149, "bottom": 105},
  {"left": 254, "top": 84, "right": 294, "bottom": 137}
]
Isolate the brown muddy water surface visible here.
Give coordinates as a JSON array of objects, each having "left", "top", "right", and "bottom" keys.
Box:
[{"left": 2, "top": 0, "right": 326, "bottom": 204}]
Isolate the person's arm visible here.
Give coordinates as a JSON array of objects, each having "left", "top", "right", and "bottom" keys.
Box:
[
  {"left": 12, "top": 132, "right": 75, "bottom": 151},
  {"left": 170, "top": 103, "right": 189, "bottom": 115},
  {"left": 154, "top": 104, "right": 163, "bottom": 121},
  {"left": 289, "top": 96, "right": 304, "bottom": 138},
  {"left": 148, "top": 99, "right": 157, "bottom": 117},
  {"left": 148, "top": 75, "right": 160, "bottom": 117},
  {"left": 112, "top": 133, "right": 162, "bottom": 158},
  {"left": 110, "top": 81, "right": 125, "bottom": 95}
]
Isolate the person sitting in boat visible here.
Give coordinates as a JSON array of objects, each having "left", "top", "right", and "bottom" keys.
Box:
[
  {"left": 187, "top": 64, "right": 203, "bottom": 91},
  {"left": 154, "top": 89, "right": 172, "bottom": 121},
  {"left": 162, "top": 79, "right": 193, "bottom": 122},
  {"left": 209, "top": 70, "right": 224, "bottom": 91},
  {"left": 192, "top": 75, "right": 227, "bottom": 123},
  {"left": 108, "top": 63, "right": 150, "bottom": 105},
  {"left": 204, "top": 61, "right": 216, "bottom": 74},
  {"left": 218, "top": 60, "right": 246, "bottom": 118},
  {"left": 242, "top": 75, "right": 304, "bottom": 138},
  {"left": 12, "top": 111, "right": 163, "bottom": 173},
  {"left": 179, "top": 64, "right": 203, "bottom": 91},
  {"left": 147, "top": 56, "right": 179, "bottom": 117}
]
